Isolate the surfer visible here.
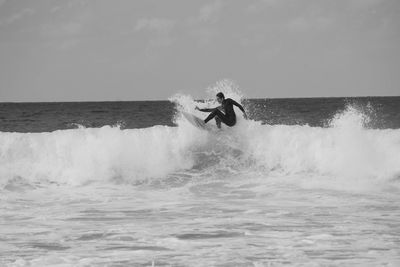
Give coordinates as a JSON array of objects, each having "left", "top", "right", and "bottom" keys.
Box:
[{"left": 195, "top": 92, "right": 247, "bottom": 128}]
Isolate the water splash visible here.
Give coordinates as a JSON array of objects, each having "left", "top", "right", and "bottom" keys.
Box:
[
  {"left": 1, "top": 108, "right": 400, "bottom": 190},
  {"left": 1, "top": 82, "right": 400, "bottom": 191}
]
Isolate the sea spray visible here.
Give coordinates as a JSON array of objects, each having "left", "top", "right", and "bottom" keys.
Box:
[
  {"left": 1, "top": 107, "right": 400, "bottom": 190},
  {"left": 0, "top": 125, "right": 207, "bottom": 187},
  {"left": 170, "top": 79, "right": 248, "bottom": 125},
  {"left": 1, "top": 79, "right": 400, "bottom": 190}
]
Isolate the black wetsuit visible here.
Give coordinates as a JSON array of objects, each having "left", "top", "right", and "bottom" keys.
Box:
[{"left": 202, "top": 98, "right": 245, "bottom": 127}]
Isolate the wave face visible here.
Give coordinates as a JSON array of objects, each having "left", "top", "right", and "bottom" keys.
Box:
[
  {"left": 1, "top": 81, "right": 400, "bottom": 189},
  {"left": 1, "top": 105, "right": 400, "bottom": 189},
  {"left": 0, "top": 125, "right": 203, "bottom": 186}
]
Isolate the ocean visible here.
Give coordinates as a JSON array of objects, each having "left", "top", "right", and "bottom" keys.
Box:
[{"left": 1, "top": 93, "right": 400, "bottom": 266}]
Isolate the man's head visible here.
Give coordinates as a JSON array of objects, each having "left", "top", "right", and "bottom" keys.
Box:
[{"left": 216, "top": 92, "right": 225, "bottom": 104}]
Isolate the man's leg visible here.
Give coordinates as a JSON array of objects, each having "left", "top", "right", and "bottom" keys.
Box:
[
  {"left": 215, "top": 117, "right": 222, "bottom": 128},
  {"left": 204, "top": 109, "right": 228, "bottom": 126}
]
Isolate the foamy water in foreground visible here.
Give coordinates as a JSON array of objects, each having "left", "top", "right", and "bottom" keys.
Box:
[
  {"left": 2, "top": 173, "right": 400, "bottom": 266},
  {"left": 1, "top": 89, "right": 400, "bottom": 266}
]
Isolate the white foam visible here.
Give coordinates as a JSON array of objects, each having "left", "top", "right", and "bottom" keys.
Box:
[
  {"left": 0, "top": 125, "right": 208, "bottom": 186},
  {"left": 1, "top": 92, "right": 400, "bottom": 189}
]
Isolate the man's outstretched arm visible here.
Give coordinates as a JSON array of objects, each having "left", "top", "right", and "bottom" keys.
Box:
[{"left": 195, "top": 106, "right": 217, "bottom": 112}]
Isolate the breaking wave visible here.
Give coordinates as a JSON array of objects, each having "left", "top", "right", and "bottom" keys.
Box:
[{"left": 1, "top": 100, "right": 400, "bottom": 190}]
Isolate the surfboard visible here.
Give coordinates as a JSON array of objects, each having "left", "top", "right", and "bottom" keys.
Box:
[{"left": 182, "top": 111, "right": 208, "bottom": 130}]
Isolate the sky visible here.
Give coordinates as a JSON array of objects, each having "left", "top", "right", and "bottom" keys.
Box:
[{"left": 0, "top": 0, "right": 399, "bottom": 102}]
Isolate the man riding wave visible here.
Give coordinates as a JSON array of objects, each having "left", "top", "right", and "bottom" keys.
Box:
[{"left": 196, "top": 92, "right": 247, "bottom": 128}]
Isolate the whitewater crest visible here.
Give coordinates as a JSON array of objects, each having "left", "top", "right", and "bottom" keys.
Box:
[{"left": 1, "top": 81, "right": 400, "bottom": 189}]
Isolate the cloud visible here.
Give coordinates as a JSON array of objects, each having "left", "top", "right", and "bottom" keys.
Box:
[
  {"left": 287, "top": 16, "right": 334, "bottom": 32},
  {"left": 62, "top": 21, "right": 83, "bottom": 35},
  {"left": 134, "top": 18, "right": 176, "bottom": 49},
  {"left": 349, "top": 0, "right": 384, "bottom": 9},
  {"left": 287, "top": 17, "right": 309, "bottom": 32},
  {"left": 198, "top": 0, "right": 223, "bottom": 23},
  {"left": 134, "top": 18, "right": 175, "bottom": 34},
  {"left": 260, "top": 0, "right": 280, "bottom": 6},
  {"left": 2, "top": 8, "right": 35, "bottom": 25},
  {"left": 57, "top": 38, "right": 80, "bottom": 50},
  {"left": 38, "top": 5, "right": 93, "bottom": 51},
  {"left": 184, "top": 1, "right": 224, "bottom": 46},
  {"left": 40, "top": 7, "right": 92, "bottom": 38},
  {"left": 50, "top": 6, "right": 62, "bottom": 14},
  {"left": 189, "top": 27, "right": 218, "bottom": 46},
  {"left": 41, "top": 22, "right": 82, "bottom": 37}
]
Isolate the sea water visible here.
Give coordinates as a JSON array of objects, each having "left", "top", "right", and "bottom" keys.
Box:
[{"left": 1, "top": 88, "right": 400, "bottom": 266}]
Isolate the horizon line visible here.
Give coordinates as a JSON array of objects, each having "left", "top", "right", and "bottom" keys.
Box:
[{"left": 1, "top": 95, "right": 399, "bottom": 104}]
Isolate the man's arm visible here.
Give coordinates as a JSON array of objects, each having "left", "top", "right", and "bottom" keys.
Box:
[
  {"left": 229, "top": 99, "right": 247, "bottom": 118},
  {"left": 195, "top": 106, "right": 217, "bottom": 112}
]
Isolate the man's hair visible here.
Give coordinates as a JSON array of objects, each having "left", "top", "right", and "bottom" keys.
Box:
[{"left": 216, "top": 92, "right": 225, "bottom": 99}]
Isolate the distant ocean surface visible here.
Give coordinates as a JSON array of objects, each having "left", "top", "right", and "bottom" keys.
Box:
[
  {"left": 1, "top": 95, "right": 400, "bottom": 266},
  {"left": 1, "top": 97, "right": 400, "bottom": 132}
]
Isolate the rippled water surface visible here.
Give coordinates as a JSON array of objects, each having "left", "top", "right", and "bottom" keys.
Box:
[{"left": 2, "top": 173, "right": 400, "bottom": 266}]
